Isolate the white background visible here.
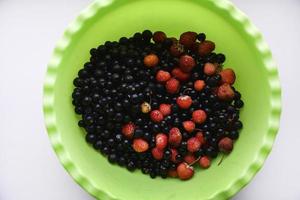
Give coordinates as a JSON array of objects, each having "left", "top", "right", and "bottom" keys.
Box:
[{"left": 0, "top": 0, "right": 299, "bottom": 199}]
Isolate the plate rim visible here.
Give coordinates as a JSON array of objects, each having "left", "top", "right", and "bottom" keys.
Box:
[{"left": 43, "top": 0, "right": 282, "bottom": 199}]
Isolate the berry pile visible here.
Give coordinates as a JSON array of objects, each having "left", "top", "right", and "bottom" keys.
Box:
[{"left": 72, "top": 30, "right": 244, "bottom": 180}]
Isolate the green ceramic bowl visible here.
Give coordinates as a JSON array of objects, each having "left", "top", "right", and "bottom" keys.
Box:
[{"left": 43, "top": 0, "right": 281, "bottom": 199}]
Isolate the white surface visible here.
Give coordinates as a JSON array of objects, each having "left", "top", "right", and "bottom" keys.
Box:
[{"left": 0, "top": 0, "right": 299, "bottom": 199}]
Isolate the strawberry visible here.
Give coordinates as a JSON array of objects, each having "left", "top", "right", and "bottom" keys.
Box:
[
  {"left": 179, "top": 55, "right": 196, "bottom": 72},
  {"left": 165, "top": 78, "right": 180, "bottom": 94},
  {"left": 195, "top": 132, "right": 205, "bottom": 145},
  {"left": 121, "top": 122, "right": 135, "bottom": 138},
  {"left": 150, "top": 110, "right": 164, "bottom": 123},
  {"left": 218, "top": 137, "right": 233, "bottom": 153},
  {"left": 156, "top": 70, "right": 171, "bottom": 83},
  {"left": 192, "top": 109, "right": 207, "bottom": 124},
  {"left": 184, "top": 153, "right": 196, "bottom": 164},
  {"left": 151, "top": 147, "right": 164, "bottom": 160},
  {"left": 199, "top": 156, "right": 211, "bottom": 169},
  {"left": 177, "top": 162, "right": 194, "bottom": 180},
  {"left": 153, "top": 31, "right": 167, "bottom": 43},
  {"left": 182, "top": 120, "right": 195, "bottom": 133},
  {"left": 219, "top": 68, "right": 236, "bottom": 85},
  {"left": 132, "top": 139, "right": 149, "bottom": 153},
  {"left": 168, "top": 169, "right": 178, "bottom": 178},
  {"left": 170, "top": 148, "right": 179, "bottom": 163},
  {"left": 168, "top": 127, "right": 182, "bottom": 147},
  {"left": 179, "top": 31, "right": 197, "bottom": 48},
  {"left": 155, "top": 133, "right": 168, "bottom": 150},
  {"left": 217, "top": 83, "right": 235, "bottom": 101},
  {"left": 176, "top": 95, "right": 192, "bottom": 109},
  {"left": 194, "top": 80, "right": 205, "bottom": 91},
  {"left": 171, "top": 68, "right": 190, "bottom": 82},
  {"left": 198, "top": 40, "right": 215, "bottom": 56},
  {"left": 187, "top": 137, "right": 201, "bottom": 152},
  {"left": 144, "top": 54, "right": 159, "bottom": 68},
  {"left": 170, "top": 42, "right": 184, "bottom": 57},
  {"left": 204, "top": 62, "right": 217, "bottom": 76},
  {"left": 159, "top": 103, "right": 172, "bottom": 116}
]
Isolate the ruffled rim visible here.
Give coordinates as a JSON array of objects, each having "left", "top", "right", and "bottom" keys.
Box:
[{"left": 43, "top": 0, "right": 281, "bottom": 199}]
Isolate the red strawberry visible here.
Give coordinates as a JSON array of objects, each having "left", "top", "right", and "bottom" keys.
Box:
[
  {"left": 219, "top": 68, "right": 236, "bottom": 85},
  {"left": 168, "top": 169, "right": 178, "bottom": 178},
  {"left": 177, "top": 162, "right": 194, "bottom": 180},
  {"left": 176, "top": 95, "right": 192, "bottom": 109},
  {"left": 217, "top": 83, "right": 235, "bottom": 101},
  {"left": 198, "top": 40, "right": 215, "bottom": 56},
  {"left": 121, "top": 122, "right": 135, "bottom": 138},
  {"left": 184, "top": 153, "right": 196, "bottom": 164},
  {"left": 192, "top": 109, "right": 207, "bottom": 124},
  {"left": 155, "top": 133, "right": 168, "bottom": 150},
  {"left": 179, "top": 55, "right": 196, "bottom": 72},
  {"left": 156, "top": 70, "right": 171, "bottom": 83},
  {"left": 170, "top": 148, "right": 179, "bottom": 163},
  {"left": 151, "top": 147, "right": 164, "bottom": 160},
  {"left": 199, "top": 156, "right": 211, "bottom": 169},
  {"left": 194, "top": 80, "right": 205, "bottom": 91},
  {"left": 144, "top": 54, "right": 159, "bottom": 68},
  {"left": 195, "top": 132, "right": 206, "bottom": 145},
  {"left": 165, "top": 78, "right": 180, "bottom": 94},
  {"left": 132, "top": 139, "right": 149, "bottom": 153},
  {"left": 159, "top": 104, "right": 172, "bottom": 116},
  {"left": 179, "top": 31, "right": 197, "bottom": 48},
  {"left": 150, "top": 110, "right": 164, "bottom": 123},
  {"left": 182, "top": 120, "right": 195, "bottom": 133},
  {"left": 153, "top": 31, "right": 167, "bottom": 43},
  {"left": 187, "top": 137, "right": 201, "bottom": 152},
  {"left": 168, "top": 127, "right": 182, "bottom": 147},
  {"left": 218, "top": 137, "right": 233, "bottom": 153},
  {"left": 171, "top": 68, "right": 190, "bottom": 82},
  {"left": 204, "top": 62, "right": 217, "bottom": 76}
]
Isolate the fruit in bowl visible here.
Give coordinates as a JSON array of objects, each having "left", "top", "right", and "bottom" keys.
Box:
[
  {"left": 44, "top": 0, "right": 281, "bottom": 199},
  {"left": 72, "top": 30, "right": 244, "bottom": 181}
]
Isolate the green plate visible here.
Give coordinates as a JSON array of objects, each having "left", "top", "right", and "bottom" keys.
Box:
[{"left": 43, "top": 0, "right": 281, "bottom": 199}]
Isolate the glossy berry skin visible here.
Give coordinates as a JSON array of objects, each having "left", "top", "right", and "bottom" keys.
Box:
[
  {"left": 153, "top": 31, "right": 167, "bottom": 43},
  {"left": 199, "top": 156, "right": 211, "bottom": 169},
  {"left": 169, "top": 127, "right": 182, "bottom": 147},
  {"left": 218, "top": 137, "right": 233, "bottom": 153},
  {"left": 176, "top": 95, "right": 192, "bottom": 109},
  {"left": 155, "top": 133, "right": 168, "bottom": 150},
  {"left": 179, "top": 31, "right": 197, "bottom": 48},
  {"left": 132, "top": 139, "right": 149, "bottom": 153},
  {"left": 204, "top": 63, "right": 217, "bottom": 76},
  {"left": 198, "top": 40, "right": 215, "bottom": 56},
  {"left": 144, "top": 54, "right": 159, "bottom": 67},
  {"left": 122, "top": 123, "right": 135, "bottom": 138},
  {"left": 192, "top": 110, "right": 207, "bottom": 124},
  {"left": 194, "top": 80, "right": 205, "bottom": 91},
  {"left": 150, "top": 110, "right": 164, "bottom": 123},
  {"left": 177, "top": 162, "right": 194, "bottom": 180},
  {"left": 165, "top": 78, "right": 180, "bottom": 94},
  {"left": 184, "top": 153, "right": 196, "bottom": 164},
  {"left": 170, "top": 148, "right": 179, "bottom": 163},
  {"left": 220, "top": 68, "right": 236, "bottom": 85},
  {"left": 179, "top": 55, "right": 196, "bottom": 72},
  {"left": 172, "top": 68, "right": 190, "bottom": 82},
  {"left": 217, "top": 83, "right": 235, "bottom": 101},
  {"left": 187, "top": 137, "right": 201, "bottom": 152},
  {"left": 151, "top": 147, "right": 164, "bottom": 160},
  {"left": 159, "top": 104, "right": 172, "bottom": 116},
  {"left": 156, "top": 70, "right": 171, "bottom": 83},
  {"left": 182, "top": 121, "right": 195, "bottom": 133}
]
